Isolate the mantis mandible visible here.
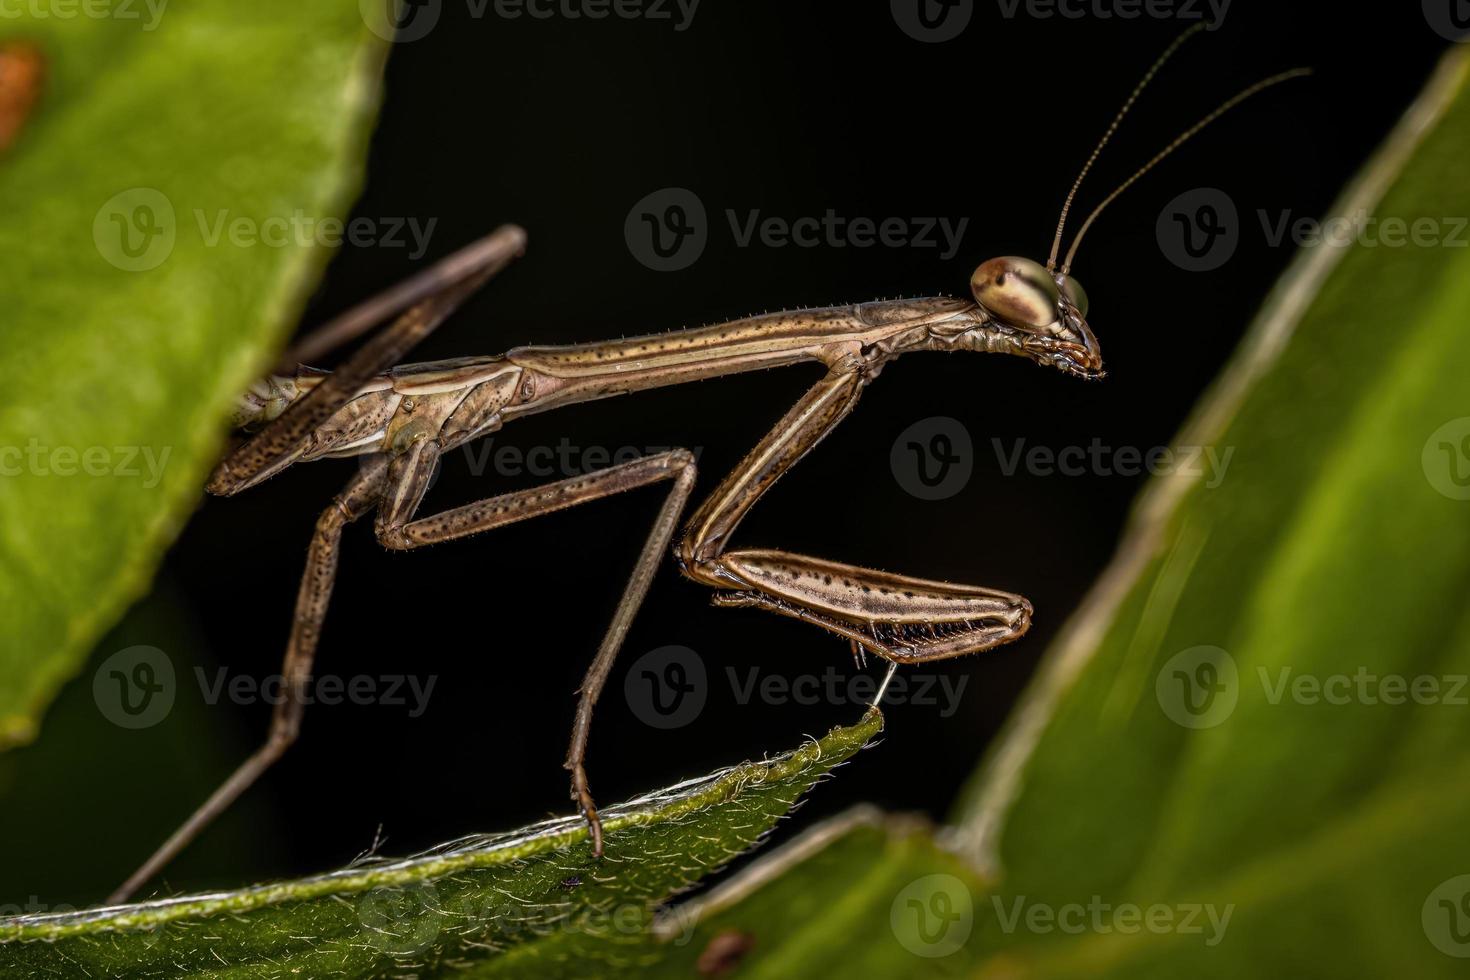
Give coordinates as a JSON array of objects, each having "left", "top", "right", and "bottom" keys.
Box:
[{"left": 110, "top": 25, "right": 1305, "bottom": 903}]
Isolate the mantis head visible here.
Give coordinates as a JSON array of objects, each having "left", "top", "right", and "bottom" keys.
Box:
[
  {"left": 970, "top": 256, "right": 1103, "bottom": 380},
  {"left": 957, "top": 26, "right": 1308, "bottom": 384}
]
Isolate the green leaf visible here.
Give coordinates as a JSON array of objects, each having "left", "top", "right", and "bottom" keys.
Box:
[
  {"left": 0, "top": 4, "right": 391, "bottom": 747},
  {"left": 0, "top": 580, "right": 287, "bottom": 905},
  {"left": 638, "top": 807, "right": 989, "bottom": 979},
  {"left": 0, "top": 710, "right": 881, "bottom": 977},
  {"left": 948, "top": 47, "right": 1470, "bottom": 977}
]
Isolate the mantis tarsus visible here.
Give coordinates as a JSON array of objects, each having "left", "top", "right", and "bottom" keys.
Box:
[{"left": 110, "top": 25, "right": 1306, "bottom": 903}]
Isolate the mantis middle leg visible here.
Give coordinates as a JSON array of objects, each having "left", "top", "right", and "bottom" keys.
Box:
[{"left": 372, "top": 445, "right": 700, "bottom": 858}]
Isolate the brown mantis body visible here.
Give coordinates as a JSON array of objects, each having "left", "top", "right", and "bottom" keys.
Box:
[{"left": 110, "top": 26, "right": 1305, "bottom": 903}]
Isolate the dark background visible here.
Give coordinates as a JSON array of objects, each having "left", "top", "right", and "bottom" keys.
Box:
[{"left": 1, "top": 0, "right": 1452, "bottom": 906}]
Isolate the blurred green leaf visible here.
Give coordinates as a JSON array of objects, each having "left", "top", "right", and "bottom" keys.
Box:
[
  {"left": 639, "top": 807, "right": 989, "bottom": 979},
  {"left": 0, "top": 4, "right": 390, "bottom": 746},
  {"left": 947, "top": 47, "right": 1470, "bottom": 978},
  {"left": 0, "top": 710, "right": 881, "bottom": 977},
  {"left": 0, "top": 579, "right": 284, "bottom": 909}
]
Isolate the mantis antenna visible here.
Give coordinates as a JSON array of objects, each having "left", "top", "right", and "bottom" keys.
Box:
[
  {"left": 1045, "top": 21, "right": 1209, "bottom": 273},
  {"left": 1060, "top": 66, "right": 1312, "bottom": 275}
]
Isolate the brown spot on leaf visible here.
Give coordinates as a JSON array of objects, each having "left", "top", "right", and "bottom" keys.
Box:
[
  {"left": 697, "top": 929, "right": 755, "bottom": 976},
  {"left": 0, "top": 43, "right": 44, "bottom": 154}
]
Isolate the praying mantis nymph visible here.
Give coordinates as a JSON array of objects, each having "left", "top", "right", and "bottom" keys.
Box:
[{"left": 109, "top": 24, "right": 1307, "bottom": 903}]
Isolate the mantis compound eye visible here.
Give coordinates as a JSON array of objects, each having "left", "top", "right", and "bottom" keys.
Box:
[
  {"left": 970, "top": 256, "right": 1061, "bottom": 330},
  {"left": 1058, "top": 274, "right": 1088, "bottom": 318}
]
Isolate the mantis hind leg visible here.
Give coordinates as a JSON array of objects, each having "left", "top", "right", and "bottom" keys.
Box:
[
  {"left": 111, "top": 228, "right": 528, "bottom": 901},
  {"left": 109, "top": 459, "right": 388, "bottom": 903}
]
